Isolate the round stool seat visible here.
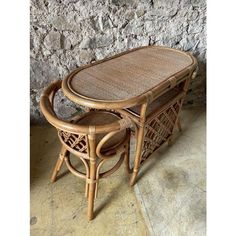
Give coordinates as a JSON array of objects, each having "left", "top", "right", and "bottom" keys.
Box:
[{"left": 59, "top": 111, "right": 126, "bottom": 155}]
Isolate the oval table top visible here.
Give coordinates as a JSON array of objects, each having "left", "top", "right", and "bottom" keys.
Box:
[{"left": 62, "top": 46, "right": 197, "bottom": 109}]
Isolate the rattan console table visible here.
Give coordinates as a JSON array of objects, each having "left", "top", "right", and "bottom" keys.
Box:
[{"left": 62, "top": 46, "right": 198, "bottom": 186}]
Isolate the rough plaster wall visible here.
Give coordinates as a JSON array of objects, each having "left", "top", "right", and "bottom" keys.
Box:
[{"left": 30, "top": 0, "right": 206, "bottom": 124}]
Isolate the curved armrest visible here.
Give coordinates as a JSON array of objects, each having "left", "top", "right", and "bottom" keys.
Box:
[
  {"left": 96, "top": 121, "right": 132, "bottom": 160},
  {"left": 40, "top": 80, "right": 62, "bottom": 118}
]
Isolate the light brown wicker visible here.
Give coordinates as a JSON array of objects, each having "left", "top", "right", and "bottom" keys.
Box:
[
  {"left": 40, "top": 80, "right": 133, "bottom": 221},
  {"left": 62, "top": 45, "right": 197, "bottom": 109},
  {"left": 61, "top": 45, "right": 198, "bottom": 186}
]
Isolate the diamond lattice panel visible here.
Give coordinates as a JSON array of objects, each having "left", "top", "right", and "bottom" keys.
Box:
[
  {"left": 59, "top": 131, "right": 88, "bottom": 155},
  {"left": 141, "top": 99, "right": 182, "bottom": 164}
]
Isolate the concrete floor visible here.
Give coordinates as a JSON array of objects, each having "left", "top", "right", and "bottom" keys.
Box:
[{"left": 30, "top": 107, "right": 205, "bottom": 236}]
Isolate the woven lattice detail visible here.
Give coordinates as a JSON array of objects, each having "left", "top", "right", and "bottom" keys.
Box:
[
  {"left": 59, "top": 131, "right": 88, "bottom": 154},
  {"left": 141, "top": 99, "right": 182, "bottom": 164}
]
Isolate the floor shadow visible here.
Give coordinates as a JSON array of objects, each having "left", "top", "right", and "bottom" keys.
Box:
[
  {"left": 94, "top": 174, "right": 131, "bottom": 217},
  {"left": 55, "top": 161, "right": 82, "bottom": 181},
  {"left": 134, "top": 107, "right": 206, "bottom": 184}
]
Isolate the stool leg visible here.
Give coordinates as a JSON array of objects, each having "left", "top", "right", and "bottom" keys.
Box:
[
  {"left": 51, "top": 146, "right": 67, "bottom": 183},
  {"left": 87, "top": 160, "right": 96, "bottom": 221},
  {"left": 87, "top": 135, "right": 97, "bottom": 221}
]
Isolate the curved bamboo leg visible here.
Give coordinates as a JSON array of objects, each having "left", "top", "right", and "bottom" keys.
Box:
[
  {"left": 87, "top": 135, "right": 97, "bottom": 221},
  {"left": 51, "top": 145, "right": 68, "bottom": 183},
  {"left": 87, "top": 161, "right": 96, "bottom": 221}
]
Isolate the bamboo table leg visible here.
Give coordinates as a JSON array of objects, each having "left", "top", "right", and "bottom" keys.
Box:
[
  {"left": 129, "top": 126, "right": 145, "bottom": 186},
  {"left": 129, "top": 103, "right": 147, "bottom": 186}
]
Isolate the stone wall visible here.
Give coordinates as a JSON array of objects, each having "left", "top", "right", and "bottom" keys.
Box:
[{"left": 30, "top": 0, "right": 206, "bottom": 123}]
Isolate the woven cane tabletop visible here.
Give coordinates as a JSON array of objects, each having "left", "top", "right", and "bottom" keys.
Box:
[{"left": 62, "top": 46, "right": 196, "bottom": 109}]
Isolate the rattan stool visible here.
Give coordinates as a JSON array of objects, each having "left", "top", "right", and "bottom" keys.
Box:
[{"left": 40, "top": 80, "right": 132, "bottom": 221}]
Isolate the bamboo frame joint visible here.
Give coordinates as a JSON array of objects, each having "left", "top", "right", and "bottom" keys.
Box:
[
  {"left": 168, "top": 76, "right": 177, "bottom": 88},
  {"left": 88, "top": 133, "right": 95, "bottom": 140},
  {"left": 86, "top": 178, "right": 98, "bottom": 184},
  {"left": 88, "top": 126, "right": 96, "bottom": 134},
  {"left": 90, "top": 159, "right": 96, "bottom": 164},
  {"left": 192, "top": 69, "right": 198, "bottom": 80},
  {"left": 145, "top": 91, "right": 154, "bottom": 104},
  {"left": 59, "top": 153, "right": 64, "bottom": 160},
  {"left": 118, "top": 117, "right": 132, "bottom": 129}
]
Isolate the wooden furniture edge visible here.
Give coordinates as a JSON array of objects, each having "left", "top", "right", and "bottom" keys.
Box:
[{"left": 61, "top": 45, "right": 198, "bottom": 110}]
